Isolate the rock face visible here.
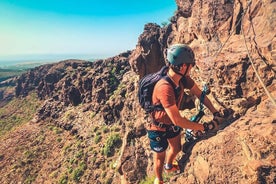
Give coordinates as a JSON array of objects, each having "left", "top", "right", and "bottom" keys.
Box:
[
  {"left": 126, "top": 0, "right": 276, "bottom": 183},
  {"left": 129, "top": 23, "right": 173, "bottom": 77}
]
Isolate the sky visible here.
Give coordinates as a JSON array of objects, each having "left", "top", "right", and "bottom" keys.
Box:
[{"left": 0, "top": 0, "right": 176, "bottom": 61}]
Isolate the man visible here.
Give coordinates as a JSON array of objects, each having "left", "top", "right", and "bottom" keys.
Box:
[{"left": 147, "top": 44, "right": 223, "bottom": 184}]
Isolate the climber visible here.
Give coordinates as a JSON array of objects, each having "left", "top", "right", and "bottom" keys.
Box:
[{"left": 146, "top": 44, "right": 224, "bottom": 184}]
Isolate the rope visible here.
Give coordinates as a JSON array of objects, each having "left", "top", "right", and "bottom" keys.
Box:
[
  {"left": 192, "top": 0, "right": 253, "bottom": 113},
  {"left": 241, "top": 23, "right": 276, "bottom": 106},
  {"left": 247, "top": 7, "right": 276, "bottom": 74},
  {"left": 239, "top": 0, "right": 276, "bottom": 106},
  {"left": 205, "top": 0, "right": 252, "bottom": 84}
]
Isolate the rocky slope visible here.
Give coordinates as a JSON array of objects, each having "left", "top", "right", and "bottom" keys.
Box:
[
  {"left": 0, "top": 0, "right": 275, "bottom": 183},
  {"left": 128, "top": 0, "right": 276, "bottom": 183}
]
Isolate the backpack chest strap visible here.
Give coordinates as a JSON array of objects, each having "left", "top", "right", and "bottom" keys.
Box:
[{"left": 163, "top": 75, "right": 181, "bottom": 102}]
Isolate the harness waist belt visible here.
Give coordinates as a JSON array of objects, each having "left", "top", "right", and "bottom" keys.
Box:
[
  {"left": 152, "top": 121, "right": 183, "bottom": 132},
  {"left": 152, "top": 120, "right": 174, "bottom": 129}
]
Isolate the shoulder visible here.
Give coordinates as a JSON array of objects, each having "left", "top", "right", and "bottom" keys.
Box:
[
  {"left": 153, "top": 78, "right": 175, "bottom": 99},
  {"left": 181, "top": 76, "right": 195, "bottom": 89},
  {"left": 155, "top": 78, "right": 174, "bottom": 90}
]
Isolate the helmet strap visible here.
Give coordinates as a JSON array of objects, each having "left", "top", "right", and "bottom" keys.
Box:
[
  {"left": 175, "top": 70, "right": 186, "bottom": 78},
  {"left": 183, "top": 64, "right": 190, "bottom": 76},
  {"left": 178, "top": 63, "right": 191, "bottom": 78},
  {"left": 169, "top": 63, "right": 191, "bottom": 78}
]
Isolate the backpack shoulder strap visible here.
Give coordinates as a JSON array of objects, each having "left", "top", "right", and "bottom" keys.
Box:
[{"left": 163, "top": 75, "right": 179, "bottom": 100}]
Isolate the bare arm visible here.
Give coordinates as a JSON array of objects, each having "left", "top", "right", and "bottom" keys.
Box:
[{"left": 164, "top": 104, "right": 204, "bottom": 131}]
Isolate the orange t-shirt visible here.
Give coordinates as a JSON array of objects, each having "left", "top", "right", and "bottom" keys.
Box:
[{"left": 148, "top": 76, "right": 195, "bottom": 130}]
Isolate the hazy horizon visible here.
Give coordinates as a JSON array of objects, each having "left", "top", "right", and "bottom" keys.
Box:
[
  {"left": 0, "top": 53, "right": 106, "bottom": 62},
  {"left": 0, "top": 53, "right": 101, "bottom": 69}
]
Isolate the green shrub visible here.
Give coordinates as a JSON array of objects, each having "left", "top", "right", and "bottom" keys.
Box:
[
  {"left": 94, "top": 135, "right": 102, "bottom": 144},
  {"left": 59, "top": 175, "right": 68, "bottom": 184},
  {"left": 103, "top": 134, "right": 122, "bottom": 157},
  {"left": 140, "top": 176, "right": 155, "bottom": 184},
  {"left": 101, "top": 171, "right": 107, "bottom": 178},
  {"left": 105, "top": 177, "right": 113, "bottom": 184},
  {"left": 75, "top": 150, "right": 83, "bottom": 159},
  {"left": 0, "top": 92, "right": 41, "bottom": 137},
  {"left": 72, "top": 162, "right": 86, "bottom": 182},
  {"left": 90, "top": 112, "right": 96, "bottom": 119},
  {"left": 111, "top": 67, "right": 116, "bottom": 75},
  {"left": 24, "top": 174, "right": 37, "bottom": 184},
  {"left": 72, "top": 168, "right": 83, "bottom": 182},
  {"left": 52, "top": 126, "right": 63, "bottom": 134},
  {"left": 64, "top": 111, "right": 75, "bottom": 121},
  {"left": 102, "top": 126, "right": 109, "bottom": 133}
]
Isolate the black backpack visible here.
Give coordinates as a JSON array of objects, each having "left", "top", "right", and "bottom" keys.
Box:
[{"left": 138, "top": 66, "right": 178, "bottom": 113}]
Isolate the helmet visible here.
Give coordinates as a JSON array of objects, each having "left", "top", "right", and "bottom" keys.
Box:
[{"left": 167, "top": 44, "right": 195, "bottom": 65}]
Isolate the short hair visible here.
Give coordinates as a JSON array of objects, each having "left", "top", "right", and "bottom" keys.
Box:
[{"left": 168, "top": 63, "right": 182, "bottom": 72}]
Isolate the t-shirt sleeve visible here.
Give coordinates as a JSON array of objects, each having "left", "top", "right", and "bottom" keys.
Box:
[
  {"left": 182, "top": 76, "right": 195, "bottom": 89},
  {"left": 155, "top": 81, "right": 176, "bottom": 108}
]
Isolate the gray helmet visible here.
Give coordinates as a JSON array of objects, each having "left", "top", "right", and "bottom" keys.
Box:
[{"left": 167, "top": 44, "right": 195, "bottom": 65}]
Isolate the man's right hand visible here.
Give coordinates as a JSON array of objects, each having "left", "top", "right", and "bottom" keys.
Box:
[
  {"left": 213, "top": 111, "right": 225, "bottom": 125},
  {"left": 203, "top": 121, "right": 216, "bottom": 132},
  {"left": 193, "top": 121, "right": 216, "bottom": 137}
]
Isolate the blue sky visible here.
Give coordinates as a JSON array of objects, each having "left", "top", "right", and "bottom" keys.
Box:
[{"left": 0, "top": 0, "right": 176, "bottom": 61}]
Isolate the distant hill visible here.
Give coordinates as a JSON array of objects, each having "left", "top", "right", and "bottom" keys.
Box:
[
  {"left": 0, "top": 68, "right": 27, "bottom": 82},
  {"left": 0, "top": 61, "right": 58, "bottom": 82}
]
